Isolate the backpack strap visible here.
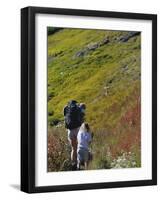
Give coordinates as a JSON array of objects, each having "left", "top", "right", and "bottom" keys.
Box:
[{"left": 63, "top": 105, "right": 68, "bottom": 116}]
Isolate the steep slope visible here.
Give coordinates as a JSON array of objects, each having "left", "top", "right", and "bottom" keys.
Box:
[{"left": 47, "top": 28, "right": 141, "bottom": 171}]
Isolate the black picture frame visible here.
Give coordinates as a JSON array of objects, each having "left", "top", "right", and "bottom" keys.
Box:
[{"left": 21, "top": 6, "right": 157, "bottom": 193}]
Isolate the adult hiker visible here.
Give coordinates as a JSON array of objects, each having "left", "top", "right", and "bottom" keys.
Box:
[{"left": 63, "top": 100, "right": 85, "bottom": 170}]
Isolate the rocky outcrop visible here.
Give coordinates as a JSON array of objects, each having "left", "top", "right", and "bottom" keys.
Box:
[
  {"left": 74, "top": 37, "right": 110, "bottom": 58},
  {"left": 119, "top": 31, "right": 140, "bottom": 42}
]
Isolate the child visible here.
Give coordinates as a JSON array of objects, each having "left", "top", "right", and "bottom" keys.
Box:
[{"left": 77, "top": 122, "right": 92, "bottom": 170}]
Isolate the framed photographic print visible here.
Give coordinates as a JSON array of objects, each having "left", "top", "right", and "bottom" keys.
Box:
[{"left": 21, "top": 6, "right": 157, "bottom": 193}]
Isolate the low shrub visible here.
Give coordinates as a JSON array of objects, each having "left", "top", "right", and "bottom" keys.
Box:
[
  {"left": 48, "top": 127, "right": 70, "bottom": 171},
  {"left": 111, "top": 152, "right": 137, "bottom": 168}
]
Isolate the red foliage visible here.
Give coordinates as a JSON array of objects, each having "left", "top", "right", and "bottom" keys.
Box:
[{"left": 110, "top": 95, "right": 141, "bottom": 157}]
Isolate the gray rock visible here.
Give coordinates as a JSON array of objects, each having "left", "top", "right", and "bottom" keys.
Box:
[
  {"left": 100, "top": 37, "right": 110, "bottom": 46},
  {"left": 119, "top": 31, "right": 140, "bottom": 42},
  {"left": 75, "top": 50, "right": 86, "bottom": 57},
  {"left": 87, "top": 42, "right": 99, "bottom": 50},
  {"left": 74, "top": 37, "right": 110, "bottom": 59}
]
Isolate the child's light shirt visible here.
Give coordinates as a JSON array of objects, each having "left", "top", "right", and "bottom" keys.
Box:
[{"left": 77, "top": 131, "right": 92, "bottom": 150}]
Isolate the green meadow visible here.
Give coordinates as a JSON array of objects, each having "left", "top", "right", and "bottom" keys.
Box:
[{"left": 47, "top": 28, "right": 141, "bottom": 171}]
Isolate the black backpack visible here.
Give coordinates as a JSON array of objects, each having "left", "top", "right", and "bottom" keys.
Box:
[{"left": 64, "top": 101, "right": 82, "bottom": 130}]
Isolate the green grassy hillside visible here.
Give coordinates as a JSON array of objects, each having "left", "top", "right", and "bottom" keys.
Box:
[{"left": 47, "top": 28, "right": 141, "bottom": 171}]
